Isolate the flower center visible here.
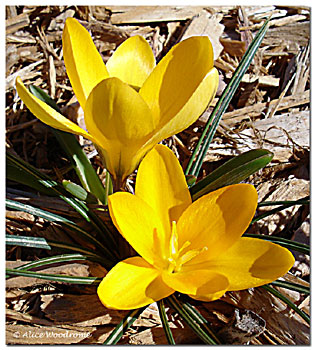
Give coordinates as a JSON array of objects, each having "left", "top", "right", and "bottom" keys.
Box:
[{"left": 166, "top": 221, "right": 208, "bottom": 273}]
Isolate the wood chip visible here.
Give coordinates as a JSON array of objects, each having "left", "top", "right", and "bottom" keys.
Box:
[
  {"left": 241, "top": 110, "right": 309, "bottom": 150},
  {"left": 180, "top": 10, "right": 224, "bottom": 60},
  {"left": 6, "top": 12, "right": 30, "bottom": 35},
  {"left": 6, "top": 59, "right": 44, "bottom": 90},
  {"left": 41, "top": 294, "right": 127, "bottom": 326},
  {"left": 252, "top": 177, "right": 309, "bottom": 235},
  {"left": 241, "top": 74, "right": 280, "bottom": 87},
  {"left": 250, "top": 14, "right": 308, "bottom": 31},
  {"left": 107, "top": 6, "right": 204, "bottom": 24},
  {"left": 222, "top": 90, "right": 309, "bottom": 125},
  {"left": 262, "top": 21, "right": 310, "bottom": 53},
  {"left": 220, "top": 38, "right": 246, "bottom": 57}
]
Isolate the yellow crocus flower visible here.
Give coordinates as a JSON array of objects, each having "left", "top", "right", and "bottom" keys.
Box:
[
  {"left": 97, "top": 145, "right": 295, "bottom": 310},
  {"left": 16, "top": 18, "right": 219, "bottom": 189}
]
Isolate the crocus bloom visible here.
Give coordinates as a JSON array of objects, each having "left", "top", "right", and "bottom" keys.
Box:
[
  {"left": 97, "top": 145, "right": 295, "bottom": 310},
  {"left": 16, "top": 18, "right": 219, "bottom": 188}
]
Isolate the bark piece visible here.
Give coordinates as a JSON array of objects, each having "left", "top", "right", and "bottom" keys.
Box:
[
  {"left": 262, "top": 21, "right": 310, "bottom": 54},
  {"left": 41, "top": 293, "right": 127, "bottom": 326},
  {"left": 107, "top": 6, "right": 204, "bottom": 24},
  {"left": 251, "top": 177, "right": 309, "bottom": 236},
  {"left": 180, "top": 10, "right": 224, "bottom": 60},
  {"left": 221, "top": 90, "right": 310, "bottom": 126},
  {"left": 220, "top": 38, "right": 246, "bottom": 57},
  {"left": 6, "top": 12, "right": 30, "bottom": 35}
]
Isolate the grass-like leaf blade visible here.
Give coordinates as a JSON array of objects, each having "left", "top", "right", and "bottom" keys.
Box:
[
  {"left": 62, "top": 180, "right": 98, "bottom": 204},
  {"left": 271, "top": 280, "right": 309, "bottom": 295},
  {"left": 7, "top": 152, "right": 91, "bottom": 220},
  {"left": 7, "top": 153, "right": 57, "bottom": 196},
  {"left": 6, "top": 198, "right": 115, "bottom": 261},
  {"left": 6, "top": 268, "right": 101, "bottom": 284},
  {"left": 186, "top": 18, "right": 270, "bottom": 177},
  {"left": 190, "top": 149, "right": 273, "bottom": 200},
  {"left": 29, "top": 84, "right": 107, "bottom": 204},
  {"left": 243, "top": 233, "right": 309, "bottom": 255},
  {"left": 104, "top": 307, "right": 147, "bottom": 345},
  {"left": 14, "top": 253, "right": 104, "bottom": 271},
  {"left": 180, "top": 299, "right": 221, "bottom": 344},
  {"left": 157, "top": 300, "right": 176, "bottom": 344},
  {"left": 6, "top": 234, "right": 51, "bottom": 250},
  {"left": 6, "top": 234, "right": 112, "bottom": 267},
  {"left": 258, "top": 197, "right": 310, "bottom": 207},
  {"left": 6, "top": 152, "right": 118, "bottom": 255},
  {"left": 262, "top": 284, "right": 310, "bottom": 324},
  {"left": 252, "top": 196, "right": 309, "bottom": 224},
  {"left": 167, "top": 295, "right": 218, "bottom": 344}
]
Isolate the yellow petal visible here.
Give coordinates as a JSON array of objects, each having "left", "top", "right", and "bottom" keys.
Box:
[
  {"left": 106, "top": 35, "right": 155, "bottom": 89},
  {"left": 84, "top": 77, "right": 154, "bottom": 180},
  {"left": 108, "top": 192, "right": 166, "bottom": 267},
  {"left": 177, "top": 184, "right": 258, "bottom": 264},
  {"left": 140, "top": 36, "right": 215, "bottom": 127},
  {"left": 204, "top": 237, "right": 295, "bottom": 290},
  {"left": 97, "top": 257, "right": 174, "bottom": 310},
  {"left": 188, "top": 287, "right": 227, "bottom": 303},
  {"left": 162, "top": 269, "right": 228, "bottom": 299},
  {"left": 16, "top": 77, "right": 96, "bottom": 142},
  {"left": 143, "top": 68, "right": 218, "bottom": 149},
  {"left": 62, "top": 18, "right": 109, "bottom": 109},
  {"left": 135, "top": 145, "right": 191, "bottom": 246}
]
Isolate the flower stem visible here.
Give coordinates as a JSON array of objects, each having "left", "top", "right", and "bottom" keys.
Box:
[{"left": 112, "top": 176, "right": 127, "bottom": 193}]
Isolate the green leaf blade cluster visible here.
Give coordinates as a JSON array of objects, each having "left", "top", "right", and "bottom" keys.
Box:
[
  {"left": 190, "top": 149, "right": 273, "bottom": 200},
  {"left": 29, "top": 84, "right": 108, "bottom": 204}
]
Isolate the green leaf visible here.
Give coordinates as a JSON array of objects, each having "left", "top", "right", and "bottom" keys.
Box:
[
  {"left": 243, "top": 233, "right": 309, "bottom": 255},
  {"left": 7, "top": 152, "right": 89, "bottom": 219},
  {"left": 28, "top": 85, "right": 62, "bottom": 112},
  {"left": 190, "top": 149, "right": 273, "bottom": 200},
  {"left": 258, "top": 197, "right": 310, "bottom": 207},
  {"left": 29, "top": 84, "right": 107, "bottom": 204},
  {"left": 157, "top": 300, "right": 176, "bottom": 344},
  {"left": 186, "top": 18, "right": 270, "bottom": 177},
  {"left": 14, "top": 253, "right": 104, "bottom": 271},
  {"left": 180, "top": 299, "right": 221, "bottom": 344},
  {"left": 6, "top": 234, "right": 51, "bottom": 250},
  {"left": 7, "top": 153, "right": 57, "bottom": 196},
  {"left": 271, "top": 280, "right": 310, "bottom": 295},
  {"left": 62, "top": 180, "right": 98, "bottom": 204},
  {"left": 252, "top": 196, "right": 309, "bottom": 224},
  {"left": 167, "top": 295, "right": 218, "bottom": 345},
  {"left": 262, "top": 284, "right": 310, "bottom": 324},
  {"left": 6, "top": 198, "right": 114, "bottom": 260},
  {"left": 6, "top": 152, "right": 118, "bottom": 255},
  {"left": 6, "top": 268, "right": 101, "bottom": 284},
  {"left": 104, "top": 307, "right": 146, "bottom": 345},
  {"left": 186, "top": 175, "right": 197, "bottom": 187},
  {"left": 6, "top": 234, "right": 113, "bottom": 268},
  {"left": 105, "top": 170, "right": 113, "bottom": 200}
]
